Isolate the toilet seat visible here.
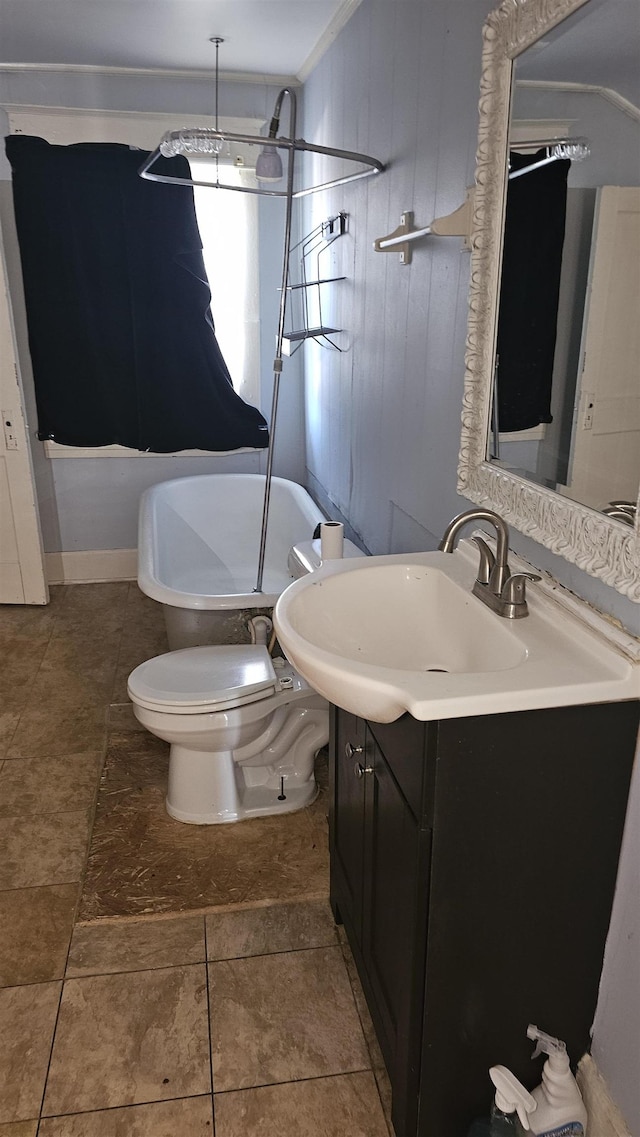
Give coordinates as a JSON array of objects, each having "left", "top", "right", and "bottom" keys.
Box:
[{"left": 128, "top": 644, "right": 279, "bottom": 714}]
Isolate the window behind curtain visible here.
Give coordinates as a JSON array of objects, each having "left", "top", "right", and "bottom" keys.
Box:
[{"left": 192, "top": 164, "right": 260, "bottom": 409}]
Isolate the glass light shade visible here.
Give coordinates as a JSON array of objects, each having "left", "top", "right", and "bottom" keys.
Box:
[
  {"left": 553, "top": 138, "right": 590, "bottom": 162},
  {"left": 159, "top": 130, "right": 227, "bottom": 158},
  {"left": 255, "top": 146, "right": 284, "bottom": 182}
]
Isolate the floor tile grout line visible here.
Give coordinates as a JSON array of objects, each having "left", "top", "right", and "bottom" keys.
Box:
[
  {"left": 211, "top": 1066, "right": 376, "bottom": 1097},
  {"left": 338, "top": 936, "right": 393, "bottom": 1122},
  {"left": 61, "top": 940, "right": 340, "bottom": 986},
  {"left": 35, "top": 1090, "right": 213, "bottom": 1123},
  {"left": 207, "top": 941, "right": 342, "bottom": 966},
  {"left": 340, "top": 941, "right": 375, "bottom": 1051},
  {"left": 35, "top": 974, "right": 65, "bottom": 1125},
  {"left": 63, "top": 954, "right": 207, "bottom": 981},
  {"left": 203, "top": 919, "right": 217, "bottom": 1131},
  {"left": 207, "top": 939, "right": 341, "bottom": 962}
]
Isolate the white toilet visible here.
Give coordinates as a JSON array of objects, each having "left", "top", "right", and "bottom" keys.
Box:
[
  {"left": 128, "top": 536, "right": 363, "bottom": 825},
  {"left": 127, "top": 642, "right": 329, "bottom": 824}
]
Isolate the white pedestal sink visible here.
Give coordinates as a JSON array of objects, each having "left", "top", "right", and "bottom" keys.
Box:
[{"left": 274, "top": 540, "right": 639, "bottom": 723}]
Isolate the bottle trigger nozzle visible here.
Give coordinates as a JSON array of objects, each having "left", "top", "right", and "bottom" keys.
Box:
[
  {"left": 527, "top": 1024, "right": 569, "bottom": 1067},
  {"left": 490, "top": 1066, "right": 537, "bottom": 1130}
]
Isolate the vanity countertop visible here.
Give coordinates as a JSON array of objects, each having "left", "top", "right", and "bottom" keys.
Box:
[{"left": 274, "top": 539, "right": 639, "bottom": 723}]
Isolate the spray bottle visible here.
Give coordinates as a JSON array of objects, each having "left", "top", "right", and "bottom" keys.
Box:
[
  {"left": 468, "top": 1067, "right": 537, "bottom": 1136},
  {"left": 526, "top": 1025, "right": 588, "bottom": 1136},
  {"left": 489, "top": 1066, "right": 537, "bottom": 1135}
]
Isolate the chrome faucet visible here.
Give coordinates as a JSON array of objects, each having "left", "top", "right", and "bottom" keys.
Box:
[{"left": 438, "top": 508, "right": 540, "bottom": 618}]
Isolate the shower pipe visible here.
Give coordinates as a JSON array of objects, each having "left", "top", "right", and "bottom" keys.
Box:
[
  {"left": 254, "top": 86, "right": 296, "bottom": 595},
  {"left": 139, "top": 90, "right": 384, "bottom": 594}
]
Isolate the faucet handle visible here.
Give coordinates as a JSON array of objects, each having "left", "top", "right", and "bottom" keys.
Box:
[
  {"left": 500, "top": 572, "right": 542, "bottom": 613},
  {"left": 471, "top": 536, "right": 495, "bottom": 585}
]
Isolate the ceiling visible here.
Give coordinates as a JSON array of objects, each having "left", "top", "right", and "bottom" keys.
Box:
[
  {"left": 517, "top": 0, "right": 640, "bottom": 109},
  {"left": 0, "top": 0, "right": 354, "bottom": 80}
]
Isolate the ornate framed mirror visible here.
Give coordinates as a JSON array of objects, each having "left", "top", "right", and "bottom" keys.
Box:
[{"left": 458, "top": 0, "right": 640, "bottom": 601}]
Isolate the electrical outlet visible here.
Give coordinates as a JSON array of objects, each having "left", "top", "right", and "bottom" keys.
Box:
[
  {"left": 2, "top": 412, "right": 19, "bottom": 451},
  {"left": 582, "top": 394, "right": 595, "bottom": 431}
]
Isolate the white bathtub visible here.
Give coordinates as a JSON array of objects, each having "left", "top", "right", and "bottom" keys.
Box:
[{"left": 138, "top": 474, "right": 326, "bottom": 648}]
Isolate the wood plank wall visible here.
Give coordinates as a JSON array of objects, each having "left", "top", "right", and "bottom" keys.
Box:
[{"left": 300, "top": 0, "right": 493, "bottom": 555}]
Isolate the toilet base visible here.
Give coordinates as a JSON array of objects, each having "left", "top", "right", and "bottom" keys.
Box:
[
  {"left": 166, "top": 779, "right": 319, "bottom": 825},
  {"left": 165, "top": 743, "right": 319, "bottom": 825}
]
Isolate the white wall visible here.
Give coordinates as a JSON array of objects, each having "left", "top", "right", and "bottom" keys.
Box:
[
  {"left": 592, "top": 732, "right": 640, "bottom": 1135},
  {"left": 299, "top": 1, "right": 640, "bottom": 1130},
  {"left": 0, "top": 71, "right": 306, "bottom": 551},
  {"left": 301, "top": 0, "right": 490, "bottom": 558}
]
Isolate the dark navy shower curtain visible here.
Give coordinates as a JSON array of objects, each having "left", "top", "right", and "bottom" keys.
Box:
[
  {"left": 495, "top": 149, "right": 570, "bottom": 433},
  {"left": 5, "top": 135, "right": 268, "bottom": 452}
]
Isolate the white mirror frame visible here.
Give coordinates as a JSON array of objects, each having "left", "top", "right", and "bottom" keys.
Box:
[{"left": 457, "top": 0, "right": 640, "bottom": 602}]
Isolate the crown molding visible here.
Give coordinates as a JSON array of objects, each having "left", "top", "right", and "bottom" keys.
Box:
[
  {"left": 5, "top": 104, "right": 261, "bottom": 130},
  {"left": 0, "top": 62, "right": 300, "bottom": 87},
  {"left": 516, "top": 78, "right": 640, "bottom": 123},
  {"left": 297, "top": 0, "right": 363, "bottom": 83}
]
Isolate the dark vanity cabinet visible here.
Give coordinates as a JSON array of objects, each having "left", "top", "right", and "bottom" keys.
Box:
[{"left": 329, "top": 701, "right": 639, "bottom": 1137}]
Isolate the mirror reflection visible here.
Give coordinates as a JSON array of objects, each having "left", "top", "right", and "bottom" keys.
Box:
[{"left": 487, "top": 0, "right": 640, "bottom": 524}]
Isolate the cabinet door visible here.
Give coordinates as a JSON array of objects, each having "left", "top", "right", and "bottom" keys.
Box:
[
  {"left": 329, "top": 709, "right": 367, "bottom": 941},
  {"left": 363, "top": 727, "right": 431, "bottom": 1137},
  {"left": 418, "top": 701, "right": 639, "bottom": 1137}
]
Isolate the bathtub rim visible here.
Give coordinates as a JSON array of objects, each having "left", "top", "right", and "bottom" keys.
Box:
[{"left": 137, "top": 473, "right": 325, "bottom": 612}]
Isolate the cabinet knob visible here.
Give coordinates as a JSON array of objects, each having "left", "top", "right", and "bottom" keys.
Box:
[
  {"left": 354, "top": 761, "right": 374, "bottom": 778},
  {"left": 345, "top": 742, "right": 363, "bottom": 760}
]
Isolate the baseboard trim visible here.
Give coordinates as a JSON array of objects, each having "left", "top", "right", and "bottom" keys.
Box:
[
  {"left": 45, "top": 549, "right": 137, "bottom": 584},
  {"left": 577, "top": 1054, "right": 632, "bottom": 1137}
]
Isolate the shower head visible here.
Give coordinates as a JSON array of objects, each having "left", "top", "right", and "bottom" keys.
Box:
[
  {"left": 255, "top": 89, "right": 295, "bottom": 182},
  {"left": 255, "top": 145, "right": 284, "bottom": 182}
]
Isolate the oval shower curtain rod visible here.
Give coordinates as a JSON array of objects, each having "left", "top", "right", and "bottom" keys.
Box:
[
  {"left": 138, "top": 130, "right": 385, "bottom": 198},
  {"left": 140, "top": 82, "right": 384, "bottom": 594}
]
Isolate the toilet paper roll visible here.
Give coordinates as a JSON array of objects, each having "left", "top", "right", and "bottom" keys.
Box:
[{"left": 321, "top": 521, "right": 344, "bottom": 560}]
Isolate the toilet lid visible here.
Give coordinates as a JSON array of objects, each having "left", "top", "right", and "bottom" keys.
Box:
[{"left": 127, "top": 644, "right": 278, "bottom": 711}]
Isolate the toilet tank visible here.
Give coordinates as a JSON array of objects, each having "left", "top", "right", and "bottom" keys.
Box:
[{"left": 287, "top": 537, "right": 365, "bottom": 580}]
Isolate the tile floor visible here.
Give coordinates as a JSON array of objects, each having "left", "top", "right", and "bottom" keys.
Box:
[{"left": 0, "top": 583, "right": 393, "bottom": 1134}]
